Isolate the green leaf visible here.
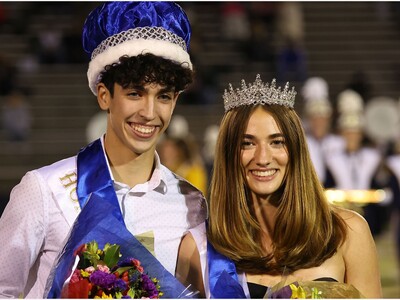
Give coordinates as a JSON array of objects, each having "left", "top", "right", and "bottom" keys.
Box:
[
  {"left": 81, "top": 241, "right": 102, "bottom": 268},
  {"left": 113, "top": 266, "right": 133, "bottom": 276},
  {"left": 103, "top": 244, "right": 121, "bottom": 268},
  {"left": 87, "top": 241, "right": 99, "bottom": 255},
  {"left": 128, "top": 287, "right": 136, "bottom": 299}
]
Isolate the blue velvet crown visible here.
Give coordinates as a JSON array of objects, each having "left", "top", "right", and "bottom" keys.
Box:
[
  {"left": 82, "top": 1, "right": 191, "bottom": 58},
  {"left": 82, "top": 2, "right": 193, "bottom": 95}
]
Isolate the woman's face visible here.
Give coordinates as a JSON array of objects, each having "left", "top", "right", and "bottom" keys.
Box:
[{"left": 241, "top": 107, "right": 289, "bottom": 200}]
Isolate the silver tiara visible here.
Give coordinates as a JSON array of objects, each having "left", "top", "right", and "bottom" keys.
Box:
[{"left": 223, "top": 75, "right": 297, "bottom": 112}]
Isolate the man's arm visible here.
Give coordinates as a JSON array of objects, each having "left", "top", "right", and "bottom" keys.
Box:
[
  {"left": 176, "top": 233, "right": 205, "bottom": 298},
  {"left": 0, "top": 172, "right": 46, "bottom": 298}
]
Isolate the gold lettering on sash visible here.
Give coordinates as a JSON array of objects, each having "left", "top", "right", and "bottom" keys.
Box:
[
  {"left": 60, "top": 172, "right": 77, "bottom": 188},
  {"left": 60, "top": 172, "right": 78, "bottom": 204}
]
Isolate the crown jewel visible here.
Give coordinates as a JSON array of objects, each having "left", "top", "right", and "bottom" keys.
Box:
[{"left": 223, "top": 75, "right": 297, "bottom": 112}]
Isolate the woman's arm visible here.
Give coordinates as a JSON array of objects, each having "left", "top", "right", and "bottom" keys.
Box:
[
  {"left": 340, "top": 208, "right": 382, "bottom": 298},
  {"left": 176, "top": 233, "right": 206, "bottom": 298}
]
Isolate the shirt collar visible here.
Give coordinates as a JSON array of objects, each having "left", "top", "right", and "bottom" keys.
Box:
[{"left": 100, "top": 136, "right": 167, "bottom": 194}]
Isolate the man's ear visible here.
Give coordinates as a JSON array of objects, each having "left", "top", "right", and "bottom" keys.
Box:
[{"left": 97, "top": 83, "right": 111, "bottom": 111}]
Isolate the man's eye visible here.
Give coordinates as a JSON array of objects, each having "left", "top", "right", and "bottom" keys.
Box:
[
  {"left": 127, "top": 91, "right": 140, "bottom": 97},
  {"left": 159, "top": 94, "right": 172, "bottom": 101}
]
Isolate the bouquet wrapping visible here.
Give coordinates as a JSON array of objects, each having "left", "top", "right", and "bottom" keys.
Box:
[
  {"left": 61, "top": 241, "right": 162, "bottom": 298},
  {"left": 266, "top": 280, "right": 364, "bottom": 299}
]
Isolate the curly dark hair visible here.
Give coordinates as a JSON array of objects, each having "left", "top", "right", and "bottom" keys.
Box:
[{"left": 99, "top": 53, "right": 194, "bottom": 95}]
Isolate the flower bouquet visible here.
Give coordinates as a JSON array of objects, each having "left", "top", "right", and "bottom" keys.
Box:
[
  {"left": 61, "top": 240, "right": 162, "bottom": 299},
  {"left": 266, "top": 280, "right": 364, "bottom": 299}
]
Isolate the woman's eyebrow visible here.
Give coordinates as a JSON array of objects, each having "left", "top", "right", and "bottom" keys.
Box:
[{"left": 243, "top": 133, "right": 284, "bottom": 139}]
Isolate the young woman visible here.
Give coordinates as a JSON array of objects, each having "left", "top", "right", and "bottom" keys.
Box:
[{"left": 176, "top": 75, "right": 382, "bottom": 298}]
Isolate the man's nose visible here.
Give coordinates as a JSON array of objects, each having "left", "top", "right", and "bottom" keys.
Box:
[{"left": 139, "top": 98, "right": 156, "bottom": 120}]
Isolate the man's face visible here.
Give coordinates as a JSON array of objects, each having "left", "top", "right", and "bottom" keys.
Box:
[
  {"left": 308, "top": 115, "right": 331, "bottom": 140},
  {"left": 98, "top": 82, "right": 178, "bottom": 158}
]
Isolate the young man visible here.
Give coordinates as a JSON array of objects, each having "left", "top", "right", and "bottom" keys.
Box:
[{"left": 0, "top": 2, "right": 207, "bottom": 298}]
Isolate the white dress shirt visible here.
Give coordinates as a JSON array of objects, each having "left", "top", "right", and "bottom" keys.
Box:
[{"left": 0, "top": 138, "right": 207, "bottom": 298}]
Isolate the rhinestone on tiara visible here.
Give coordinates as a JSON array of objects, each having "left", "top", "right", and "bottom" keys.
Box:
[
  {"left": 223, "top": 75, "right": 297, "bottom": 112},
  {"left": 91, "top": 27, "right": 187, "bottom": 60}
]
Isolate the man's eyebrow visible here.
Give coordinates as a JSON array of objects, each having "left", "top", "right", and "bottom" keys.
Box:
[
  {"left": 158, "top": 87, "right": 175, "bottom": 94},
  {"left": 126, "top": 85, "right": 175, "bottom": 94}
]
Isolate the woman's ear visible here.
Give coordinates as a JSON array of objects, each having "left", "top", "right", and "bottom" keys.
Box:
[{"left": 97, "top": 83, "right": 111, "bottom": 111}]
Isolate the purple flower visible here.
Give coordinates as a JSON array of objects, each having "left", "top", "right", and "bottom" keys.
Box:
[
  {"left": 269, "top": 285, "right": 293, "bottom": 298},
  {"left": 114, "top": 279, "right": 128, "bottom": 291},
  {"left": 141, "top": 274, "right": 159, "bottom": 298},
  {"left": 117, "top": 258, "right": 134, "bottom": 268},
  {"left": 89, "top": 270, "right": 117, "bottom": 289}
]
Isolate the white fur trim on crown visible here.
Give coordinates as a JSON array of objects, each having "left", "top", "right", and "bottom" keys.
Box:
[{"left": 87, "top": 39, "right": 193, "bottom": 95}]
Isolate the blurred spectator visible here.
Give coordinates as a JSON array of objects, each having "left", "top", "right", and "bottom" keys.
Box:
[
  {"left": 301, "top": 77, "right": 345, "bottom": 186},
  {"left": 158, "top": 135, "right": 208, "bottom": 196},
  {"left": 325, "top": 92, "right": 395, "bottom": 237},
  {"left": 202, "top": 124, "right": 219, "bottom": 189},
  {"left": 220, "top": 2, "right": 251, "bottom": 54},
  {"left": 219, "top": 2, "right": 251, "bottom": 54},
  {"left": 276, "top": 37, "right": 307, "bottom": 84},
  {"left": 33, "top": 19, "right": 67, "bottom": 64},
  {"left": 1, "top": 87, "right": 33, "bottom": 142},
  {"left": 276, "top": 2, "right": 304, "bottom": 44},
  {"left": 364, "top": 96, "right": 400, "bottom": 149},
  {"left": 158, "top": 115, "right": 208, "bottom": 195},
  {"left": 276, "top": 2, "right": 307, "bottom": 84},
  {"left": 167, "top": 114, "right": 190, "bottom": 139}
]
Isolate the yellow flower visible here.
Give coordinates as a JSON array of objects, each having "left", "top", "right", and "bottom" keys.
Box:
[
  {"left": 290, "top": 284, "right": 306, "bottom": 298},
  {"left": 94, "top": 293, "right": 113, "bottom": 299},
  {"left": 80, "top": 270, "right": 90, "bottom": 278}
]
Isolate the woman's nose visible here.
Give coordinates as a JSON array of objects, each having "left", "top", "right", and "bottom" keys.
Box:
[{"left": 255, "top": 144, "right": 271, "bottom": 165}]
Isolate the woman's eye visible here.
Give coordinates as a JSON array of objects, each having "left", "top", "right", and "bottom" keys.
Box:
[
  {"left": 241, "top": 140, "right": 254, "bottom": 148},
  {"left": 272, "top": 139, "right": 285, "bottom": 147}
]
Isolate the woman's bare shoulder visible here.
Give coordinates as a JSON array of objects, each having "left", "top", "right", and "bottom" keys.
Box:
[{"left": 333, "top": 206, "right": 370, "bottom": 233}]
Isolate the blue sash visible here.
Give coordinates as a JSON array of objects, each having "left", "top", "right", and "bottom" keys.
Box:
[
  {"left": 45, "top": 139, "right": 193, "bottom": 298},
  {"left": 207, "top": 227, "right": 246, "bottom": 298}
]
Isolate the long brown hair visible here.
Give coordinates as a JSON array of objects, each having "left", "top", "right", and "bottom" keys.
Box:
[{"left": 207, "top": 104, "right": 347, "bottom": 274}]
